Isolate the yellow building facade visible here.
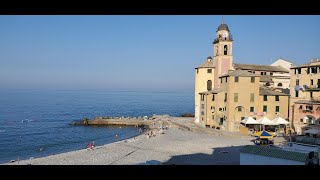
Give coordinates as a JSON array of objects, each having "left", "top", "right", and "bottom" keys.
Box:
[{"left": 195, "top": 21, "right": 290, "bottom": 132}]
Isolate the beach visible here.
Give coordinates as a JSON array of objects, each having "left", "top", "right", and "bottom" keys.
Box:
[{"left": 4, "top": 117, "right": 255, "bottom": 165}]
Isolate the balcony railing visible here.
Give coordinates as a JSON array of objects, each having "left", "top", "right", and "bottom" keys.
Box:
[
  {"left": 305, "top": 84, "right": 320, "bottom": 92},
  {"left": 311, "top": 97, "right": 320, "bottom": 102},
  {"left": 302, "top": 109, "right": 314, "bottom": 113}
]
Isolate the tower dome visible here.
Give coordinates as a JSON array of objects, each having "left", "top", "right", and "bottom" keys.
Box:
[{"left": 217, "top": 23, "right": 229, "bottom": 31}]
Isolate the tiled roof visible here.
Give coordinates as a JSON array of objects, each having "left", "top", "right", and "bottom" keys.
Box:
[
  {"left": 291, "top": 58, "right": 320, "bottom": 69},
  {"left": 196, "top": 60, "right": 215, "bottom": 69},
  {"left": 294, "top": 100, "right": 320, "bottom": 105},
  {"left": 199, "top": 89, "right": 221, "bottom": 95},
  {"left": 240, "top": 145, "right": 309, "bottom": 162},
  {"left": 220, "top": 70, "right": 259, "bottom": 78},
  {"left": 259, "top": 75, "right": 273, "bottom": 82},
  {"left": 234, "top": 63, "right": 289, "bottom": 73},
  {"left": 259, "top": 87, "right": 290, "bottom": 96}
]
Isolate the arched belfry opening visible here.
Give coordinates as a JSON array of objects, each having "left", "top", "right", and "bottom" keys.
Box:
[{"left": 224, "top": 45, "right": 228, "bottom": 55}]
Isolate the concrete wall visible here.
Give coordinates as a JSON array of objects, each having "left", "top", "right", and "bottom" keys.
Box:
[{"left": 240, "top": 153, "right": 305, "bottom": 165}]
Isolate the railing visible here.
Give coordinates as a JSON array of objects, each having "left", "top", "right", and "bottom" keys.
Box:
[
  {"left": 302, "top": 109, "right": 314, "bottom": 113},
  {"left": 311, "top": 97, "right": 320, "bottom": 102},
  {"left": 305, "top": 84, "right": 320, "bottom": 91}
]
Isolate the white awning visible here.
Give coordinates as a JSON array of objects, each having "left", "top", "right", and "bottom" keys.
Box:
[
  {"left": 257, "top": 117, "right": 276, "bottom": 125},
  {"left": 241, "top": 117, "right": 260, "bottom": 124},
  {"left": 272, "top": 116, "right": 289, "bottom": 125}
]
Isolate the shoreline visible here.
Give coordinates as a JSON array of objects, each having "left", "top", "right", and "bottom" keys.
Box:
[{"left": 3, "top": 117, "right": 255, "bottom": 165}]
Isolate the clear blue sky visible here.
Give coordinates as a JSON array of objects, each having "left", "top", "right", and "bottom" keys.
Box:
[{"left": 0, "top": 15, "right": 319, "bottom": 91}]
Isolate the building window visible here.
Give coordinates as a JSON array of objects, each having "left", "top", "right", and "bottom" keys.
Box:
[
  {"left": 224, "top": 93, "right": 227, "bottom": 102},
  {"left": 278, "top": 83, "right": 282, "bottom": 87},
  {"left": 311, "top": 67, "right": 317, "bottom": 74},
  {"left": 220, "top": 78, "right": 222, "bottom": 83},
  {"left": 250, "top": 93, "right": 254, "bottom": 102},
  {"left": 201, "top": 111, "right": 204, "bottom": 115},
  {"left": 306, "top": 106, "right": 313, "bottom": 111},
  {"left": 196, "top": 69, "right": 199, "bottom": 74},
  {"left": 310, "top": 92, "right": 313, "bottom": 98},
  {"left": 299, "top": 105, "right": 303, "bottom": 110},
  {"left": 260, "top": 72, "right": 264, "bottom": 75},
  {"left": 201, "top": 104, "right": 204, "bottom": 109},
  {"left": 296, "top": 79, "right": 299, "bottom": 85},
  {"left": 212, "top": 115, "right": 214, "bottom": 120},
  {"left": 241, "top": 117, "right": 245, "bottom": 120},
  {"left": 264, "top": 95, "right": 268, "bottom": 101},
  {"left": 300, "top": 118, "right": 303, "bottom": 123},
  {"left": 263, "top": 105, "right": 267, "bottom": 112},
  {"left": 224, "top": 45, "right": 228, "bottom": 55},
  {"left": 212, "top": 95, "right": 215, "bottom": 101},
  {"left": 311, "top": 79, "right": 314, "bottom": 85},
  {"left": 235, "top": 76, "right": 239, "bottom": 82},
  {"left": 238, "top": 107, "right": 242, "bottom": 112},
  {"left": 250, "top": 107, "right": 254, "bottom": 112},
  {"left": 251, "top": 77, "right": 255, "bottom": 83},
  {"left": 207, "top": 69, "right": 212, "bottom": 73},
  {"left": 298, "top": 68, "right": 301, "bottom": 74},
  {"left": 219, "top": 118, "right": 224, "bottom": 125},
  {"left": 226, "top": 77, "right": 228, "bottom": 83},
  {"left": 275, "top": 95, "right": 279, "bottom": 101},
  {"left": 295, "top": 90, "right": 299, "bottom": 97},
  {"left": 307, "top": 68, "right": 310, "bottom": 74},
  {"left": 234, "top": 93, "right": 238, "bottom": 102},
  {"left": 201, "top": 94, "right": 204, "bottom": 101},
  {"left": 270, "top": 72, "right": 273, "bottom": 76},
  {"left": 266, "top": 82, "right": 270, "bottom": 86},
  {"left": 276, "top": 106, "right": 280, "bottom": 112},
  {"left": 207, "top": 80, "right": 212, "bottom": 90}
]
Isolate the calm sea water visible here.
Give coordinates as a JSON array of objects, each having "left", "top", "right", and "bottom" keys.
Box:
[{"left": 0, "top": 89, "right": 194, "bottom": 163}]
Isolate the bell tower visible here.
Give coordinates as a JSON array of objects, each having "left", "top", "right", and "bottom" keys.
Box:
[{"left": 213, "top": 18, "right": 234, "bottom": 88}]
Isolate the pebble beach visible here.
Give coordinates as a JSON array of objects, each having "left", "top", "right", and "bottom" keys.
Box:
[{"left": 4, "top": 117, "right": 255, "bottom": 165}]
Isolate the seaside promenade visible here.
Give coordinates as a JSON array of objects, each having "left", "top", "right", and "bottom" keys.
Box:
[{"left": 4, "top": 117, "right": 255, "bottom": 165}]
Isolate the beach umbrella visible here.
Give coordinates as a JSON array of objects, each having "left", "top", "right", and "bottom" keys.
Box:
[{"left": 252, "top": 130, "right": 274, "bottom": 139}]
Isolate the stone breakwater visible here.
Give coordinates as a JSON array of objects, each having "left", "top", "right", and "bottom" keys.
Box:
[{"left": 72, "top": 115, "right": 173, "bottom": 129}]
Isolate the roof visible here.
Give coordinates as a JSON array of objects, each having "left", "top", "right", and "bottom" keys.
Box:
[
  {"left": 259, "top": 75, "right": 273, "bottom": 82},
  {"left": 196, "top": 60, "right": 215, "bottom": 69},
  {"left": 234, "top": 63, "right": 289, "bottom": 73},
  {"left": 217, "top": 23, "right": 229, "bottom": 31},
  {"left": 294, "top": 100, "right": 320, "bottom": 105},
  {"left": 219, "top": 70, "right": 259, "bottom": 78},
  {"left": 291, "top": 59, "right": 320, "bottom": 69},
  {"left": 199, "top": 89, "right": 221, "bottom": 95},
  {"left": 240, "top": 145, "right": 309, "bottom": 163},
  {"left": 259, "top": 87, "right": 290, "bottom": 96}
]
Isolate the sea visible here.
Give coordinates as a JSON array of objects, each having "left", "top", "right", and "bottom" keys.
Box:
[{"left": 0, "top": 89, "right": 194, "bottom": 164}]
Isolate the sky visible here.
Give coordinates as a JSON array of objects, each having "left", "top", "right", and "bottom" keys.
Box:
[{"left": 0, "top": 15, "right": 319, "bottom": 91}]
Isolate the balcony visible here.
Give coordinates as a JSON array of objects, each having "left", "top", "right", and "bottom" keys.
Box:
[
  {"left": 311, "top": 97, "right": 320, "bottom": 102},
  {"left": 302, "top": 109, "right": 314, "bottom": 113},
  {"left": 305, "top": 84, "right": 320, "bottom": 92}
]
